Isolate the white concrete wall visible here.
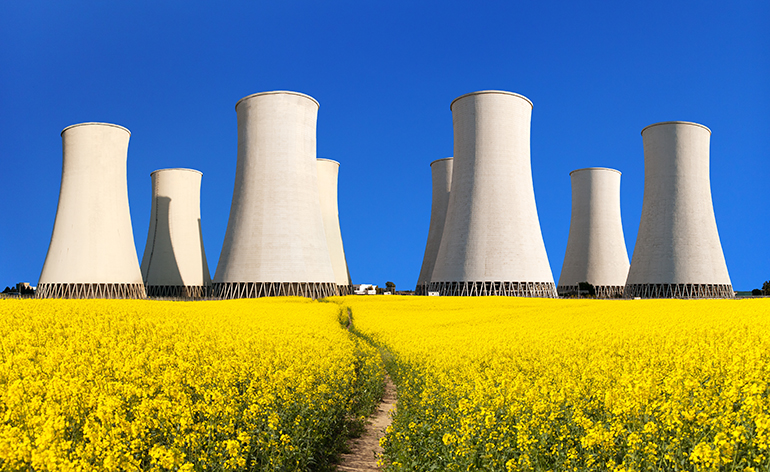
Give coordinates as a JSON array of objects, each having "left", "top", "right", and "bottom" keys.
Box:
[
  {"left": 626, "top": 121, "right": 732, "bottom": 285},
  {"left": 39, "top": 122, "right": 143, "bottom": 285},
  {"left": 214, "top": 91, "right": 335, "bottom": 284},
  {"left": 316, "top": 158, "right": 352, "bottom": 287},
  {"left": 431, "top": 90, "right": 555, "bottom": 285},
  {"left": 141, "top": 168, "right": 211, "bottom": 287},
  {"left": 558, "top": 167, "right": 630, "bottom": 287},
  {"left": 416, "top": 157, "right": 453, "bottom": 291}
]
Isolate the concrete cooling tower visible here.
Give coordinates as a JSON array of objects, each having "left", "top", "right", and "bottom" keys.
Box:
[
  {"left": 415, "top": 157, "right": 453, "bottom": 295},
  {"left": 316, "top": 158, "right": 353, "bottom": 295},
  {"left": 213, "top": 91, "right": 337, "bottom": 299},
  {"left": 429, "top": 91, "right": 557, "bottom": 297},
  {"left": 37, "top": 122, "right": 145, "bottom": 299},
  {"left": 625, "top": 121, "right": 733, "bottom": 298},
  {"left": 558, "top": 168, "right": 630, "bottom": 298},
  {"left": 140, "top": 168, "right": 211, "bottom": 298}
]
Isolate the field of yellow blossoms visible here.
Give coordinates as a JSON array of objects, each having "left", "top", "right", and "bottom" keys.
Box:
[
  {"left": 0, "top": 298, "right": 384, "bottom": 471},
  {"left": 2, "top": 296, "right": 769, "bottom": 472},
  {"left": 343, "top": 297, "right": 770, "bottom": 472}
]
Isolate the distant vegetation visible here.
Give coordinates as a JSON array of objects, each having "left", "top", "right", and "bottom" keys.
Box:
[{"left": 751, "top": 280, "right": 770, "bottom": 296}]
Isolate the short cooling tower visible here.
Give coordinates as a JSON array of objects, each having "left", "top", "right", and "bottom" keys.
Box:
[
  {"left": 37, "top": 122, "right": 145, "bottom": 299},
  {"left": 429, "top": 91, "right": 557, "bottom": 297},
  {"left": 140, "top": 168, "right": 211, "bottom": 298},
  {"left": 558, "top": 168, "right": 630, "bottom": 298},
  {"left": 317, "top": 158, "right": 353, "bottom": 295},
  {"left": 625, "top": 121, "right": 733, "bottom": 298},
  {"left": 415, "top": 157, "right": 453, "bottom": 295},
  {"left": 213, "top": 91, "right": 337, "bottom": 299}
]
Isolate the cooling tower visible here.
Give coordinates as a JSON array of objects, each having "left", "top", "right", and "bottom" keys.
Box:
[
  {"left": 415, "top": 157, "right": 453, "bottom": 295},
  {"left": 37, "top": 122, "right": 145, "bottom": 299},
  {"left": 140, "top": 168, "right": 211, "bottom": 298},
  {"left": 625, "top": 121, "right": 733, "bottom": 298},
  {"left": 429, "top": 91, "right": 557, "bottom": 297},
  {"left": 557, "top": 167, "right": 630, "bottom": 298},
  {"left": 213, "top": 91, "right": 337, "bottom": 299},
  {"left": 316, "top": 158, "right": 353, "bottom": 295}
]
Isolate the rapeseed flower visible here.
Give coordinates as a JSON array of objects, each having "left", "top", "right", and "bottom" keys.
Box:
[
  {"left": 343, "top": 297, "right": 770, "bottom": 471},
  {"left": 0, "top": 298, "right": 383, "bottom": 471}
]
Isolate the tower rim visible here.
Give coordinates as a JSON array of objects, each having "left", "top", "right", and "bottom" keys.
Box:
[
  {"left": 569, "top": 167, "right": 621, "bottom": 176},
  {"left": 61, "top": 122, "right": 130, "bottom": 136},
  {"left": 450, "top": 90, "right": 533, "bottom": 111},
  {"left": 150, "top": 168, "right": 203, "bottom": 176},
  {"left": 430, "top": 157, "right": 454, "bottom": 166},
  {"left": 317, "top": 158, "right": 340, "bottom": 166},
  {"left": 641, "top": 121, "right": 711, "bottom": 135},
  {"left": 235, "top": 91, "right": 320, "bottom": 110}
]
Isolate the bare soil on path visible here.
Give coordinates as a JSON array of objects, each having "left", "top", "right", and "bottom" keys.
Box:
[{"left": 336, "top": 375, "right": 397, "bottom": 471}]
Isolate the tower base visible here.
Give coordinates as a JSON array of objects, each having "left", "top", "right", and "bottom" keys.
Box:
[
  {"left": 557, "top": 285, "right": 625, "bottom": 298},
  {"left": 428, "top": 281, "right": 557, "bottom": 298},
  {"left": 146, "top": 285, "right": 210, "bottom": 299},
  {"left": 212, "top": 281, "right": 338, "bottom": 300},
  {"left": 624, "top": 283, "right": 734, "bottom": 299},
  {"left": 336, "top": 285, "right": 354, "bottom": 296},
  {"left": 36, "top": 283, "right": 146, "bottom": 299}
]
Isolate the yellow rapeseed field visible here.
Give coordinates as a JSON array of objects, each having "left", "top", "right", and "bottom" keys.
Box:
[
  {"left": 0, "top": 298, "right": 384, "bottom": 472},
  {"left": 342, "top": 297, "right": 770, "bottom": 472}
]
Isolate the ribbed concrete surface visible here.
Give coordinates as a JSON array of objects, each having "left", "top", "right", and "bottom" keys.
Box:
[
  {"left": 430, "top": 90, "right": 556, "bottom": 296},
  {"left": 625, "top": 121, "right": 732, "bottom": 294},
  {"left": 141, "top": 168, "right": 211, "bottom": 290},
  {"left": 317, "top": 158, "right": 352, "bottom": 288},
  {"left": 38, "top": 122, "right": 144, "bottom": 296},
  {"left": 558, "top": 167, "right": 629, "bottom": 291},
  {"left": 415, "top": 157, "right": 453, "bottom": 294},
  {"left": 214, "top": 91, "right": 336, "bottom": 289}
]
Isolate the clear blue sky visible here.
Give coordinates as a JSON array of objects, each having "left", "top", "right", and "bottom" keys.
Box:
[{"left": 1, "top": 1, "right": 767, "bottom": 291}]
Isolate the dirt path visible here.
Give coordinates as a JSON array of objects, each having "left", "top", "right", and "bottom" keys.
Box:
[{"left": 337, "top": 375, "right": 397, "bottom": 471}]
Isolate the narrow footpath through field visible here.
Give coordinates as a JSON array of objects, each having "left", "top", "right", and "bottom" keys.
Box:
[{"left": 337, "top": 374, "right": 397, "bottom": 471}]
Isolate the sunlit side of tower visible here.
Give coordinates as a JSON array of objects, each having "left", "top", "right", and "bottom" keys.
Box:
[
  {"left": 430, "top": 91, "right": 557, "bottom": 297},
  {"left": 625, "top": 121, "right": 733, "bottom": 298},
  {"left": 415, "top": 157, "right": 453, "bottom": 295},
  {"left": 37, "top": 122, "right": 145, "bottom": 299},
  {"left": 317, "top": 158, "right": 352, "bottom": 295},
  {"left": 140, "top": 168, "right": 211, "bottom": 298},
  {"left": 558, "top": 167, "right": 630, "bottom": 298},
  {"left": 213, "top": 91, "right": 337, "bottom": 299}
]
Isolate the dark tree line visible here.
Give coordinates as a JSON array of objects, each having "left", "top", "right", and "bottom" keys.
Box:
[
  {"left": 752, "top": 280, "right": 770, "bottom": 296},
  {"left": 2, "top": 284, "right": 35, "bottom": 295}
]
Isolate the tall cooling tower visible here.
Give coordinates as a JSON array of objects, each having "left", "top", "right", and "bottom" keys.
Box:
[
  {"left": 213, "top": 91, "right": 337, "bottom": 299},
  {"left": 140, "top": 168, "right": 211, "bottom": 298},
  {"left": 316, "top": 158, "right": 353, "bottom": 295},
  {"left": 625, "top": 121, "right": 733, "bottom": 298},
  {"left": 558, "top": 167, "right": 630, "bottom": 298},
  {"left": 429, "top": 91, "right": 557, "bottom": 297},
  {"left": 37, "top": 122, "right": 145, "bottom": 299},
  {"left": 415, "top": 157, "right": 453, "bottom": 295}
]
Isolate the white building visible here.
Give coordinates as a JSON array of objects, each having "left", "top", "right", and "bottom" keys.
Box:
[{"left": 353, "top": 284, "right": 377, "bottom": 295}]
